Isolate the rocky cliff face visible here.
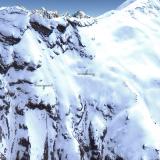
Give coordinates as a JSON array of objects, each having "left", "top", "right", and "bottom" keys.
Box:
[{"left": 0, "top": 0, "right": 160, "bottom": 159}]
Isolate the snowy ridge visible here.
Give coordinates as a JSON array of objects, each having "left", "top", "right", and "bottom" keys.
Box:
[
  {"left": 0, "top": 0, "right": 160, "bottom": 160},
  {"left": 118, "top": 0, "right": 160, "bottom": 17},
  {"left": 118, "top": 0, "right": 160, "bottom": 9}
]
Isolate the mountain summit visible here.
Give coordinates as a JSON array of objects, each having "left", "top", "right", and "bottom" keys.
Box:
[{"left": 0, "top": 0, "right": 160, "bottom": 160}]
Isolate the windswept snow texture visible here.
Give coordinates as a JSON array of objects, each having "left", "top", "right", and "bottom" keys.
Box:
[{"left": 1, "top": 0, "right": 160, "bottom": 159}]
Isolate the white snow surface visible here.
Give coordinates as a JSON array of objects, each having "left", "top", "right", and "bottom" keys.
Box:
[{"left": 0, "top": 0, "right": 160, "bottom": 160}]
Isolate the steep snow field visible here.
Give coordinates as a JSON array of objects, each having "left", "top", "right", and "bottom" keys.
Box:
[{"left": 0, "top": 0, "right": 160, "bottom": 159}]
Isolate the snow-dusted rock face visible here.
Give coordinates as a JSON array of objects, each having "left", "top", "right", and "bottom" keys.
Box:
[
  {"left": 32, "top": 8, "right": 59, "bottom": 19},
  {"left": 73, "top": 11, "right": 90, "bottom": 19},
  {"left": 0, "top": 0, "right": 160, "bottom": 159}
]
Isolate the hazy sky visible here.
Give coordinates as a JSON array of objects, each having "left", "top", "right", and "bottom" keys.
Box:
[{"left": 0, "top": 0, "right": 125, "bottom": 16}]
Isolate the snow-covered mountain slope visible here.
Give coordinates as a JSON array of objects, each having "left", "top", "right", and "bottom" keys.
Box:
[{"left": 0, "top": 0, "right": 160, "bottom": 159}]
